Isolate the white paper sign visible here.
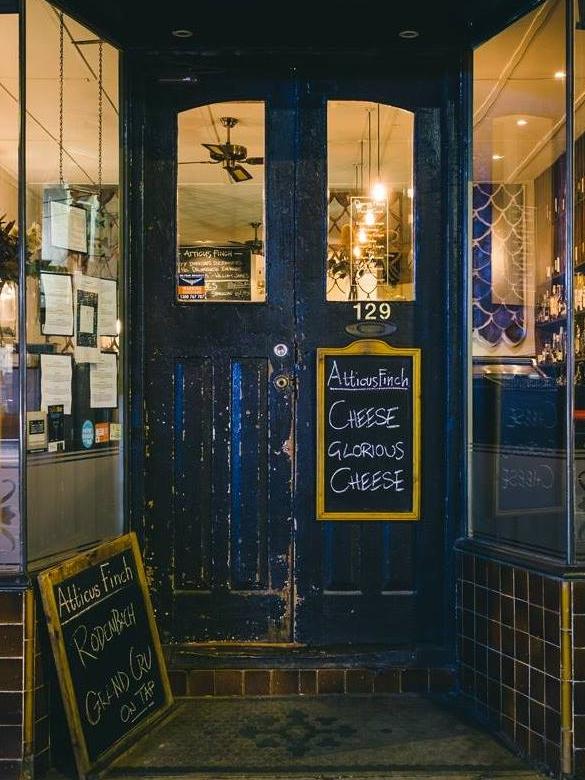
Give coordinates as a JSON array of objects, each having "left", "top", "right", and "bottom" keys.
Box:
[
  {"left": 79, "top": 305, "right": 95, "bottom": 334},
  {"left": 50, "top": 201, "right": 87, "bottom": 254},
  {"left": 74, "top": 275, "right": 101, "bottom": 364},
  {"left": 90, "top": 352, "right": 118, "bottom": 409},
  {"left": 41, "top": 273, "right": 74, "bottom": 336},
  {"left": 40, "top": 354, "right": 72, "bottom": 415},
  {"left": 98, "top": 279, "right": 118, "bottom": 336}
]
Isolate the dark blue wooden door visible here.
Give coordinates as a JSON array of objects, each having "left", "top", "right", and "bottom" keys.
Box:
[
  {"left": 293, "top": 83, "right": 448, "bottom": 646},
  {"left": 140, "top": 74, "right": 453, "bottom": 649}
]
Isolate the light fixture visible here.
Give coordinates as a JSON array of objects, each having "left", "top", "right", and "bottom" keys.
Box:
[
  {"left": 172, "top": 29, "right": 193, "bottom": 38},
  {"left": 349, "top": 103, "right": 390, "bottom": 293},
  {"left": 492, "top": 153, "right": 504, "bottom": 160},
  {"left": 370, "top": 105, "right": 388, "bottom": 202},
  {"left": 554, "top": 70, "right": 566, "bottom": 79},
  {"left": 372, "top": 181, "right": 387, "bottom": 201},
  {"left": 516, "top": 118, "right": 528, "bottom": 127},
  {"left": 399, "top": 29, "right": 419, "bottom": 38}
]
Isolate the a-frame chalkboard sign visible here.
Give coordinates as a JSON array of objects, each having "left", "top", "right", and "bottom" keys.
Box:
[
  {"left": 38, "top": 532, "right": 173, "bottom": 778},
  {"left": 317, "top": 339, "right": 421, "bottom": 520}
]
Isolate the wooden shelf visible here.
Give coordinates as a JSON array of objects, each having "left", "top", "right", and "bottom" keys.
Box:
[
  {"left": 535, "top": 317, "right": 567, "bottom": 330},
  {"left": 550, "top": 262, "right": 585, "bottom": 285}
]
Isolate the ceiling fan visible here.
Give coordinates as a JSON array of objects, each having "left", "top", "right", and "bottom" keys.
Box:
[{"left": 180, "top": 116, "right": 264, "bottom": 183}]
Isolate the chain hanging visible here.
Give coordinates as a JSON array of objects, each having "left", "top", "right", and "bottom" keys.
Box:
[
  {"left": 58, "top": 12, "right": 64, "bottom": 186},
  {"left": 97, "top": 40, "right": 103, "bottom": 206}
]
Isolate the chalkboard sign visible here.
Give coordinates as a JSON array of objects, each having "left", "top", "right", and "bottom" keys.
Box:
[
  {"left": 495, "top": 376, "right": 565, "bottom": 515},
  {"left": 317, "top": 339, "right": 421, "bottom": 520},
  {"left": 38, "top": 533, "right": 173, "bottom": 778},
  {"left": 177, "top": 245, "right": 252, "bottom": 301}
]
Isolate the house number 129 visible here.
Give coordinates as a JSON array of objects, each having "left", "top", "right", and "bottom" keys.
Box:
[{"left": 352, "top": 302, "right": 392, "bottom": 321}]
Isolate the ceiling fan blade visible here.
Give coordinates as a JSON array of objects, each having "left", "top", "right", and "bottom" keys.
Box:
[
  {"left": 178, "top": 160, "right": 222, "bottom": 165},
  {"left": 226, "top": 163, "right": 253, "bottom": 183},
  {"left": 202, "top": 142, "right": 229, "bottom": 161},
  {"left": 245, "top": 157, "right": 264, "bottom": 165}
]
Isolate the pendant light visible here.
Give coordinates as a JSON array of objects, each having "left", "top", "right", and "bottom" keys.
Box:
[{"left": 371, "top": 104, "right": 387, "bottom": 202}]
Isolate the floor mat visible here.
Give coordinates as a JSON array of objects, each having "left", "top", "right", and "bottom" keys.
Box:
[{"left": 106, "top": 695, "right": 546, "bottom": 779}]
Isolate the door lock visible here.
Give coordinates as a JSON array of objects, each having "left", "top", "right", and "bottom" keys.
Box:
[
  {"left": 273, "top": 343, "right": 289, "bottom": 358},
  {"left": 273, "top": 374, "right": 290, "bottom": 390}
]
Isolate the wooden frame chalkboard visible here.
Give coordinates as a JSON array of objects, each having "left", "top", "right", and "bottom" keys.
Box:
[
  {"left": 317, "top": 339, "right": 421, "bottom": 520},
  {"left": 38, "top": 532, "right": 173, "bottom": 778}
]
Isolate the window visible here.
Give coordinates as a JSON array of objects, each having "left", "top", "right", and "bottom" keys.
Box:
[
  {"left": 470, "top": 0, "right": 568, "bottom": 555},
  {"left": 327, "top": 101, "right": 414, "bottom": 302},
  {"left": 177, "top": 101, "right": 266, "bottom": 303},
  {"left": 25, "top": 0, "right": 122, "bottom": 562}
]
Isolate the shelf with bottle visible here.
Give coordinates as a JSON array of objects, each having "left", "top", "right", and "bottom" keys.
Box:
[
  {"left": 536, "top": 273, "right": 585, "bottom": 328},
  {"left": 536, "top": 325, "right": 567, "bottom": 368},
  {"left": 537, "top": 323, "right": 585, "bottom": 373}
]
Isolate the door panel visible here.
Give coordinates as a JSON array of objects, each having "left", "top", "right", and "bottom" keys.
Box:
[
  {"left": 293, "top": 86, "right": 445, "bottom": 645},
  {"left": 142, "top": 82, "right": 296, "bottom": 642},
  {"left": 173, "top": 357, "right": 213, "bottom": 590}
]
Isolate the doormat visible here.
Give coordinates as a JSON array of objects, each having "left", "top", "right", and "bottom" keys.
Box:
[{"left": 107, "top": 695, "right": 545, "bottom": 778}]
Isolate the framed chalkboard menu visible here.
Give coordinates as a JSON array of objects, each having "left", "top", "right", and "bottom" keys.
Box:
[
  {"left": 317, "top": 339, "right": 421, "bottom": 520},
  {"left": 38, "top": 533, "right": 173, "bottom": 778}
]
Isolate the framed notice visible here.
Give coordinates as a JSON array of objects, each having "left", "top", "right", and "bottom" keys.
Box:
[
  {"left": 38, "top": 533, "right": 173, "bottom": 778},
  {"left": 316, "top": 339, "right": 421, "bottom": 520},
  {"left": 177, "top": 245, "right": 252, "bottom": 301}
]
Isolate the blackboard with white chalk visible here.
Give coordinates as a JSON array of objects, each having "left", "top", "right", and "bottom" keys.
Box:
[
  {"left": 316, "top": 340, "right": 421, "bottom": 520},
  {"left": 38, "top": 532, "right": 173, "bottom": 778}
]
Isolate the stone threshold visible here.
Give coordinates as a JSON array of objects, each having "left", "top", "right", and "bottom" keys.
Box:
[{"left": 168, "top": 665, "right": 457, "bottom": 698}]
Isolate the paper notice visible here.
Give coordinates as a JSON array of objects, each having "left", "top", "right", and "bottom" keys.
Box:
[
  {"left": 98, "top": 279, "right": 118, "bottom": 336},
  {"left": 50, "top": 200, "right": 87, "bottom": 253},
  {"left": 90, "top": 352, "right": 118, "bottom": 409},
  {"left": 79, "top": 304, "right": 95, "bottom": 334},
  {"left": 74, "top": 275, "right": 100, "bottom": 364},
  {"left": 40, "top": 354, "right": 72, "bottom": 415},
  {"left": 41, "top": 273, "right": 73, "bottom": 336}
]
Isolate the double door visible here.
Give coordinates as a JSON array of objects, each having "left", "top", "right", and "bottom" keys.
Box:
[{"left": 138, "top": 72, "right": 454, "bottom": 647}]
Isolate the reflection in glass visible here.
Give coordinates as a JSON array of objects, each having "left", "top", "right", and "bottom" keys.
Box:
[
  {"left": 327, "top": 101, "right": 414, "bottom": 302},
  {"left": 25, "top": 0, "right": 122, "bottom": 561},
  {"left": 471, "top": 0, "right": 567, "bottom": 555},
  {"left": 575, "top": 0, "right": 585, "bottom": 553},
  {"left": 177, "top": 102, "right": 265, "bottom": 303}
]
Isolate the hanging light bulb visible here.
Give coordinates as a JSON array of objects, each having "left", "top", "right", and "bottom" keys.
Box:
[
  {"left": 358, "top": 228, "right": 367, "bottom": 243},
  {"left": 370, "top": 105, "right": 387, "bottom": 203},
  {"left": 371, "top": 181, "right": 387, "bottom": 201},
  {"left": 365, "top": 209, "right": 375, "bottom": 226},
  {"left": 353, "top": 246, "right": 362, "bottom": 259}
]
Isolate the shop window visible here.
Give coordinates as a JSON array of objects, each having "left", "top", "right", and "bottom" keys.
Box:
[
  {"left": 176, "top": 102, "right": 266, "bottom": 303},
  {"left": 327, "top": 101, "right": 414, "bottom": 302},
  {"left": 470, "top": 0, "right": 568, "bottom": 554},
  {"left": 25, "top": 0, "right": 122, "bottom": 562},
  {"left": 0, "top": 10, "right": 21, "bottom": 571}
]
